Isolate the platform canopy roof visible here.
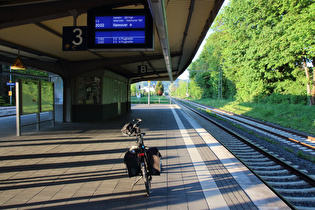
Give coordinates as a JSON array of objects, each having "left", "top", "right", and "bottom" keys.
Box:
[{"left": 0, "top": 0, "right": 224, "bottom": 83}]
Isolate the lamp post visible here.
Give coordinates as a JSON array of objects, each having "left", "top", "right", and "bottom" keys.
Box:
[
  {"left": 9, "top": 66, "right": 12, "bottom": 105},
  {"left": 148, "top": 81, "right": 150, "bottom": 106}
]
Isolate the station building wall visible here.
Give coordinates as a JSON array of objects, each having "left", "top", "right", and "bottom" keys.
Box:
[{"left": 72, "top": 70, "right": 131, "bottom": 122}]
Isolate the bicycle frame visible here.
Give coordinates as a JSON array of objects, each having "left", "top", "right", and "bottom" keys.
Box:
[{"left": 127, "top": 119, "right": 152, "bottom": 196}]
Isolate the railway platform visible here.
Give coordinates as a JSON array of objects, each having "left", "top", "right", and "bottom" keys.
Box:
[{"left": 0, "top": 104, "right": 289, "bottom": 209}]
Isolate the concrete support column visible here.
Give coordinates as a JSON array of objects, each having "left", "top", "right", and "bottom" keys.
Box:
[{"left": 63, "top": 76, "right": 72, "bottom": 122}]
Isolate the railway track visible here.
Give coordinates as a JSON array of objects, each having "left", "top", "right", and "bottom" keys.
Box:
[
  {"left": 180, "top": 99, "right": 315, "bottom": 152},
  {"left": 172, "top": 98, "right": 315, "bottom": 210}
]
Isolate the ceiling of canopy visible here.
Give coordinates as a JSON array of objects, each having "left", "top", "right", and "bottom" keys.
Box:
[{"left": 0, "top": 0, "right": 224, "bottom": 83}]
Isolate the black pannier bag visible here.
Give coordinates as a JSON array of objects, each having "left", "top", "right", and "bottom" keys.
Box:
[
  {"left": 147, "top": 147, "right": 162, "bottom": 175},
  {"left": 124, "top": 150, "right": 139, "bottom": 177},
  {"left": 121, "top": 123, "right": 133, "bottom": 136}
]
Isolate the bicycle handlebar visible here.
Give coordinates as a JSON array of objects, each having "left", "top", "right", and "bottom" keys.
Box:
[
  {"left": 133, "top": 118, "right": 142, "bottom": 123},
  {"left": 121, "top": 118, "right": 142, "bottom": 137},
  {"left": 132, "top": 118, "right": 142, "bottom": 128}
]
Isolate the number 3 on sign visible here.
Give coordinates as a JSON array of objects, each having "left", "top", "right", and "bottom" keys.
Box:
[
  {"left": 72, "top": 28, "right": 83, "bottom": 46},
  {"left": 62, "top": 26, "right": 87, "bottom": 51}
]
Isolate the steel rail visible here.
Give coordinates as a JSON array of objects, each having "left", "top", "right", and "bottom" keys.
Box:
[
  {"left": 181, "top": 99, "right": 315, "bottom": 150},
  {"left": 172, "top": 98, "right": 315, "bottom": 209}
]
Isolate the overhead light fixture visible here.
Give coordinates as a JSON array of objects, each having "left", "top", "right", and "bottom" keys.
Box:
[
  {"left": 11, "top": 50, "right": 25, "bottom": 70},
  {"left": 147, "top": 0, "right": 173, "bottom": 82}
]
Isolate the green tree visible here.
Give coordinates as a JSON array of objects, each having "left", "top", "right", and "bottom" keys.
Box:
[
  {"left": 174, "top": 80, "right": 188, "bottom": 98},
  {"left": 0, "top": 65, "right": 49, "bottom": 106},
  {"left": 169, "top": 83, "right": 177, "bottom": 96},
  {"left": 280, "top": 0, "right": 315, "bottom": 105},
  {"left": 187, "top": 0, "right": 314, "bottom": 105},
  {"left": 188, "top": 80, "right": 202, "bottom": 99},
  {"left": 130, "top": 84, "right": 137, "bottom": 96},
  {"left": 155, "top": 81, "right": 164, "bottom": 96},
  {"left": 188, "top": 12, "right": 233, "bottom": 100},
  {"left": 220, "top": 0, "right": 314, "bottom": 104},
  {"left": 0, "top": 96, "right": 7, "bottom": 106}
]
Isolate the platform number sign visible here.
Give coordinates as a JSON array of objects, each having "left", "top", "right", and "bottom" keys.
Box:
[
  {"left": 138, "top": 65, "right": 147, "bottom": 74},
  {"left": 63, "top": 26, "right": 87, "bottom": 51}
]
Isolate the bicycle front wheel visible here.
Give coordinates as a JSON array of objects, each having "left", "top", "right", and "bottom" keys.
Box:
[{"left": 141, "top": 165, "right": 150, "bottom": 196}]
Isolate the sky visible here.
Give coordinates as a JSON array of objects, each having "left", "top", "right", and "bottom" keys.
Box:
[{"left": 178, "top": 0, "right": 230, "bottom": 80}]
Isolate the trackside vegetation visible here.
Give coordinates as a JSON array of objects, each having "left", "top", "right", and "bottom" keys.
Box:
[
  {"left": 170, "top": 0, "right": 315, "bottom": 135},
  {"left": 179, "top": 0, "right": 315, "bottom": 105},
  {"left": 0, "top": 65, "right": 49, "bottom": 106},
  {"left": 192, "top": 99, "right": 315, "bottom": 136}
]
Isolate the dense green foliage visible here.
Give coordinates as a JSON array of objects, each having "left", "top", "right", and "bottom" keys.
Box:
[
  {"left": 131, "top": 84, "right": 137, "bottom": 96},
  {"left": 21, "top": 80, "right": 40, "bottom": 114},
  {"left": 170, "top": 80, "right": 203, "bottom": 99},
  {"left": 0, "top": 65, "right": 49, "bottom": 106},
  {"left": 155, "top": 81, "right": 164, "bottom": 95},
  {"left": 192, "top": 98, "right": 315, "bottom": 136},
  {"left": 0, "top": 96, "right": 7, "bottom": 106},
  {"left": 12, "top": 68, "right": 49, "bottom": 78},
  {"left": 185, "top": 0, "right": 315, "bottom": 105},
  {"left": 171, "top": 80, "right": 188, "bottom": 98}
]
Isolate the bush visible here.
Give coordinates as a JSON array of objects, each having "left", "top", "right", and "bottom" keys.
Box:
[
  {"left": 0, "top": 96, "right": 7, "bottom": 106},
  {"left": 155, "top": 81, "right": 164, "bottom": 96},
  {"left": 261, "top": 93, "right": 307, "bottom": 105},
  {"left": 191, "top": 98, "right": 315, "bottom": 136}
]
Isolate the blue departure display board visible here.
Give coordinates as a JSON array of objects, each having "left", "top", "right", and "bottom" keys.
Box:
[
  {"left": 95, "top": 31, "right": 145, "bottom": 44},
  {"left": 95, "top": 16, "right": 145, "bottom": 29},
  {"left": 87, "top": 9, "right": 154, "bottom": 51}
]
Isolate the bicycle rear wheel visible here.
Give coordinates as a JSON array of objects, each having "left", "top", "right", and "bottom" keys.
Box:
[{"left": 141, "top": 165, "right": 151, "bottom": 196}]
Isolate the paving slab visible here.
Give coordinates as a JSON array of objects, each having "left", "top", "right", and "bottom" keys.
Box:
[{"left": 0, "top": 104, "right": 289, "bottom": 209}]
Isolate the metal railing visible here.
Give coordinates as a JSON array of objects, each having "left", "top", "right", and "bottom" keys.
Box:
[{"left": 131, "top": 97, "right": 172, "bottom": 104}]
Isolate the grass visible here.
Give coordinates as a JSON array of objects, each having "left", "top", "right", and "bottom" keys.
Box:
[
  {"left": 191, "top": 99, "right": 315, "bottom": 136},
  {"left": 297, "top": 150, "right": 315, "bottom": 163}
]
